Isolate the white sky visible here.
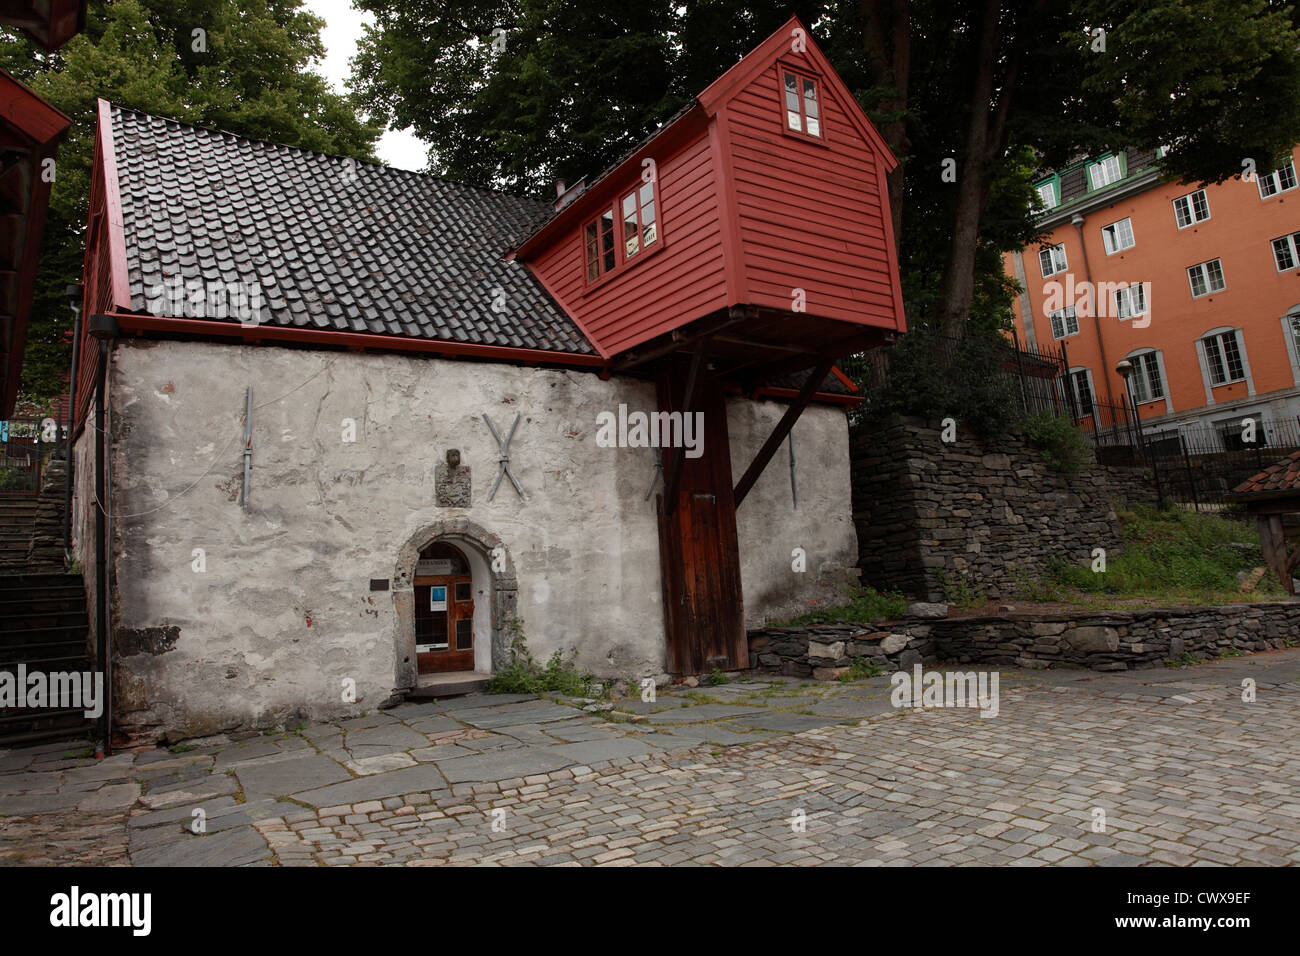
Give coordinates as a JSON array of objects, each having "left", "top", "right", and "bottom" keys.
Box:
[{"left": 306, "top": 0, "right": 428, "bottom": 170}]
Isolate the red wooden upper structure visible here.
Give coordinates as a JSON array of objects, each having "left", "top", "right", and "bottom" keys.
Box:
[{"left": 514, "top": 15, "right": 906, "bottom": 375}]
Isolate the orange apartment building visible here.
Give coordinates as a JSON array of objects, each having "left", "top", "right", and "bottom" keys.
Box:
[{"left": 1006, "top": 144, "right": 1300, "bottom": 450}]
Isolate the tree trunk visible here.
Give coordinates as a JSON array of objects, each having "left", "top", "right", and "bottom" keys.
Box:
[{"left": 860, "top": 0, "right": 911, "bottom": 251}]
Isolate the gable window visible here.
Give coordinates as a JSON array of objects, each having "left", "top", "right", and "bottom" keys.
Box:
[
  {"left": 1088, "top": 155, "right": 1122, "bottom": 189},
  {"left": 1201, "top": 329, "right": 1246, "bottom": 386},
  {"left": 1036, "top": 180, "right": 1058, "bottom": 210},
  {"left": 1038, "top": 243, "right": 1068, "bottom": 278},
  {"left": 1069, "top": 368, "right": 1095, "bottom": 418},
  {"left": 1128, "top": 350, "right": 1165, "bottom": 404},
  {"left": 1101, "top": 217, "right": 1134, "bottom": 254},
  {"left": 1187, "top": 258, "right": 1225, "bottom": 297},
  {"left": 1272, "top": 232, "right": 1300, "bottom": 272},
  {"left": 1173, "top": 189, "right": 1210, "bottom": 228},
  {"left": 782, "top": 70, "right": 821, "bottom": 138},
  {"left": 1258, "top": 160, "right": 1297, "bottom": 199},
  {"left": 583, "top": 181, "right": 659, "bottom": 282},
  {"left": 1048, "top": 306, "right": 1078, "bottom": 340},
  {"left": 1115, "top": 283, "right": 1147, "bottom": 321}
]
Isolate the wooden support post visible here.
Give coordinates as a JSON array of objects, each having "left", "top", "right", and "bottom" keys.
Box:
[
  {"left": 1257, "top": 513, "right": 1294, "bottom": 595},
  {"left": 733, "top": 357, "right": 833, "bottom": 509},
  {"left": 662, "top": 340, "right": 707, "bottom": 515}
]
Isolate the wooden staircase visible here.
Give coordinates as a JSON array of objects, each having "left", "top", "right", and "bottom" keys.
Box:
[{"left": 0, "top": 495, "right": 38, "bottom": 572}]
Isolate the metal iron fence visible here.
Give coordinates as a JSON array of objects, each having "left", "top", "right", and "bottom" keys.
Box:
[{"left": 0, "top": 415, "right": 66, "bottom": 494}]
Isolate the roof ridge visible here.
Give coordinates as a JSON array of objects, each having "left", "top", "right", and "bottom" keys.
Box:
[{"left": 106, "top": 101, "right": 549, "bottom": 210}]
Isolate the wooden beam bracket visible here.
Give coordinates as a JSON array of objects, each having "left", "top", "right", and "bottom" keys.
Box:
[{"left": 733, "top": 357, "right": 833, "bottom": 508}]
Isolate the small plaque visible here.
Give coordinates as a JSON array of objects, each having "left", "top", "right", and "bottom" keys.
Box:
[{"left": 369, "top": 579, "right": 389, "bottom": 591}]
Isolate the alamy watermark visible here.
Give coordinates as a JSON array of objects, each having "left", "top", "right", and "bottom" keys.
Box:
[
  {"left": 890, "top": 664, "right": 1000, "bottom": 718},
  {"left": 0, "top": 665, "right": 103, "bottom": 718},
  {"left": 595, "top": 404, "right": 704, "bottom": 459},
  {"left": 146, "top": 277, "right": 264, "bottom": 327}
]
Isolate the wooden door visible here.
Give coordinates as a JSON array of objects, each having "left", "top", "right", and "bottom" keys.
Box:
[
  {"left": 655, "top": 359, "right": 747, "bottom": 674},
  {"left": 414, "top": 574, "right": 476, "bottom": 673}
]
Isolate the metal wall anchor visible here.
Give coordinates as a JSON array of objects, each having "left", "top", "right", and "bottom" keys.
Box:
[
  {"left": 645, "top": 446, "right": 663, "bottom": 501},
  {"left": 483, "top": 412, "right": 526, "bottom": 501}
]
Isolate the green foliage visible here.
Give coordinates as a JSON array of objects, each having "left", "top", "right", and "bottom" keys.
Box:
[
  {"left": 940, "top": 571, "right": 985, "bottom": 611},
  {"left": 707, "top": 667, "right": 730, "bottom": 686},
  {"left": 1, "top": 0, "right": 381, "bottom": 400},
  {"left": 1044, "top": 506, "right": 1282, "bottom": 601},
  {"left": 484, "top": 620, "right": 595, "bottom": 696},
  {"left": 839, "top": 658, "right": 884, "bottom": 682},
  {"left": 0, "top": 467, "right": 29, "bottom": 492},
  {"left": 1018, "top": 411, "right": 1094, "bottom": 476},
  {"left": 778, "top": 584, "right": 909, "bottom": 626},
  {"left": 854, "top": 323, "right": 1021, "bottom": 438}
]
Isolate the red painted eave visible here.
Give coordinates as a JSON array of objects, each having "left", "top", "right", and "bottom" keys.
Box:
[{"left": 0, "top": 0, "right": 87, "bottom": 52}]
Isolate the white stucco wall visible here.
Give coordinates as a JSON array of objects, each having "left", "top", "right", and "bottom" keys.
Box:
[{"left": 98, "top": 339, "right": 856, "bottom": 740}]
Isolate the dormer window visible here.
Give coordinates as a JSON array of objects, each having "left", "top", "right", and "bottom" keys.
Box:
[
  {"left": 782, "top": 69, "right": 821, "bottom": 138},
  {"left": 584, "top": 181, "right": 660, "bottom": 283}
]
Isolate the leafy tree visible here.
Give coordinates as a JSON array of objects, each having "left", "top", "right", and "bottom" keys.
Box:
[
  {"left": 352, "top": 0, "right": 1300, "bottom": 342},
  {"left": 1, "top": 0, "right": 381, "bottom": 399}
]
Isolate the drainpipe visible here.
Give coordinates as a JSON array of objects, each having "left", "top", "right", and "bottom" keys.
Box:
[
  {"left": 1071, "top": 213, "right": 1118, "bottom": 412},
  {"left": 88, "top": 314, "right": 118, "bottom": 757},
  {"left": 63, "top": 284, "right": 83, "bottom": 565}
]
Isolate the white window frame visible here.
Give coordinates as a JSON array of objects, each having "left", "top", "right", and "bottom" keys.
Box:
[
  {"left": 1088, "top": 155, "right": 1122, "bottom": 190},
  {"left": 1200, "top": 329, "right": 1247, "bottom": 386},
  {"left": 1115, "top": 283, "right": 1147, "bottom": 321},
  {"left": 1282, "top": 308, "right": 1300, "bottom": 385},
  {"left": 1048, "top": 305, "right": 1079, "bottom": 340},
  {"left": 1187, "top": 258, "right": 1225, "bottom": 298},
  {"left": 1068, "top": 367, "right": 1096, "bottom": 418},
  {"left": 1038, "top": 243, "right": 1068, "bottom": 278},
  {"left": 1101, "top": 217, "right": 1135, "bottom": 254},
  {"left": 1036, "top": 181, "right": 1058, "bottom": 209},
  {"left": 1127, "top": 350, "right": 1166, "bottom": 405},
  {"left": 1258, "top": 160, "right": 1298, "bottom": 199},
  {"left": 1173, "top": 189, "right": 1210, "bottom": 229},
  {"left": 1272, "top": 232, "right": 1300, "bottom": 272}
]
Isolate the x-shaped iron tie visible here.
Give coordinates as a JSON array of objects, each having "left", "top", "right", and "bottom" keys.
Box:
[{"left": 483, "top": 412, "right": 526, "bottom": 501}]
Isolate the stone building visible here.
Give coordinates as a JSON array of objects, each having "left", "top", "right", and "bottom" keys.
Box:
[{"left": 69, "top": 18, "right": 907, "bottom": 743}]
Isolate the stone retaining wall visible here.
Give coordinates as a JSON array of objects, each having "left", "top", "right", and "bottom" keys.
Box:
[
  {"left": 749, "top": 601, "right": 1300, "bottom": 676},
  {"left": 851, "top": 416, "right": 1158, "bottom": 601}
]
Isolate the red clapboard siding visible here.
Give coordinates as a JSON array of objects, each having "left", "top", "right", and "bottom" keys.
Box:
[
  {"left": 724, "top": 61, "right": 899, "bottom": 326},
  {"left": 527, "top": 133, "right": 728, "bottom": 358},
  {"left": 518, "top": 16, "right": 906, "bottom": 357}
]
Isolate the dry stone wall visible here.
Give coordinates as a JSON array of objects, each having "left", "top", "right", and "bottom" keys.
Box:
[{"left": 852, "top": 416, "right": 1156, "bottom": 601}]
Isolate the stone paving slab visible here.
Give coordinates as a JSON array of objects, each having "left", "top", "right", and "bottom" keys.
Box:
[
  {"left": 235, "top": 752, "right": 352, "bottom": 798},
  {"left": 453, "top": 703, "right": 583, "bottom": 729},
  {"left": 546, "top": 737, "right": 664, "bottom": 764},
  {"left": 129, "top": 823, "right": 272, "bottom": 867},
  {"left": 291, "top": 765, "right": 448, "bottom": 807},
  {"left": 640, "top": 704, "right": 769, "bottom": 724},
  {"left": 435, "top": 746, "right": 577, "bottom": 784}
]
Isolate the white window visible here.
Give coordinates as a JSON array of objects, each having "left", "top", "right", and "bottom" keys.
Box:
[
  {"left": 782, "top": 70, "right": 822, "bottom": 138},
  {"left": 1069, "top": 368, "right": 1095, "bottom": 418},
  {"left": 1272, "top": 232, "right": 1300, "bottom": 272},
  {"left": 1036, "top": 181, "right": 1058, "bottom": 209},
  {"left": 1187, "top": 259, "right": 1226, "bottom": 297},
  {"left": 1258, "top": 161, "right": 1297, "bottom": 199},
  {"left": 1038, "top": 243, "right": 1068, "bottom": 278},
  {"left": 1289, "top": 311, "right": 1300, "bottom": 357},
  {"left": 1101, "top": 217, "right": 1134, "bottom": 254},
  {"left": 1128, "top": 351, "right": 1165, "bottom": 404},
  {"left": 1088, "top": 155, "right": 1122, "bottom": 189},
  {"left": 1201, "top": 329, "right": 1246, "bottom": 386},
  {"left": 1115, "top": 283, "right": 1147, "bottom": 321},
  {"left": 1048, "top": 306, "right": 1079, "bottom": 340},
  {"left": 1173, "top": 189, "right": 1210, "bottom": 228}
]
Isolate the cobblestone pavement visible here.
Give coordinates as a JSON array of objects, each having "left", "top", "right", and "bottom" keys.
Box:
[{"left": 2, "top": 650, "right": 1299, "bottom": 866}]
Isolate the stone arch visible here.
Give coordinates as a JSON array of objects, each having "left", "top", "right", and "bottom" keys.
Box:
[{"left": 391, "top": 519, "right": 518, "bottom": 693}]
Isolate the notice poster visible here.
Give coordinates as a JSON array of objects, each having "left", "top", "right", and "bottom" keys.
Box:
[{"left": 430, "top": 586, "right": 447, "bottom": 612}]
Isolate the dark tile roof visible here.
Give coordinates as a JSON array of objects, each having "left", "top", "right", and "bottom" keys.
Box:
[
  {"left": 1233, "top": 449, "right": 1300, "bottom": 496},
  {"left": 110, "top": 105, "right": 594, "bottom": 355}
]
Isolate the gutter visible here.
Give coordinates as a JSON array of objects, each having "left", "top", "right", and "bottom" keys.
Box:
[{"left": 88, "top": 313, "right": 117, "bottom": 757}]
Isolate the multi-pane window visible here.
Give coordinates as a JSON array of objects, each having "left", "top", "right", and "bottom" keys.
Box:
[
  {"left": 1187, "top": 258, "right": 1225, "bottom": 297},
  {"left": 782, "top": 70, "right": 821, "bottom": 138},
  {"left": 1070, "top": 369, "right": 1095, "bottom": 418},
  {"left": 1173, "top": 189, "right": 1210, "bottom": 228},
  {"left": 1115, "top": 283, "right": 1147, "bottom": 321},
  {"left": 1048, "top": 306, "right": 1078, "bottom": 340},
  {"left": 1290, "top": 312, "right": 1300, "bottom": 357},
  {"left": 1036, "top": 181, "right": 1058, "bottom": 209},
  {"left": 583, "top": 182, "right": 659, "bottom": 282},
  {"left": 1258, "top": 161, "right": 1297, "bottom": 199},
  {"left": 1101, "top": 217, "right": 1135, "bottom": 254},
  {"left": 1201, "top": 330, "right": 1246, "bottom": 386},
  {"left": 1038, "top": 243, "right": 1068, "bottom": 277},
  {"left": 1129, "top": 351, "right": 1165, "bottom": 404},
  {"left": 1272, "top": 232, "right": 1300, "bottom": 272},
  {"left": 1088, "top": 155, "right": 1122, "bottom": 189}
]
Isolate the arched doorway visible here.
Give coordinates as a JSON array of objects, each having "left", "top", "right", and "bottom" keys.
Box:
[
  {"left": 392, "top": 520, "right": 518, "bottom": 695},
  {"left": 413, "top": 542, "right": 476, "bottom": 673}
]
